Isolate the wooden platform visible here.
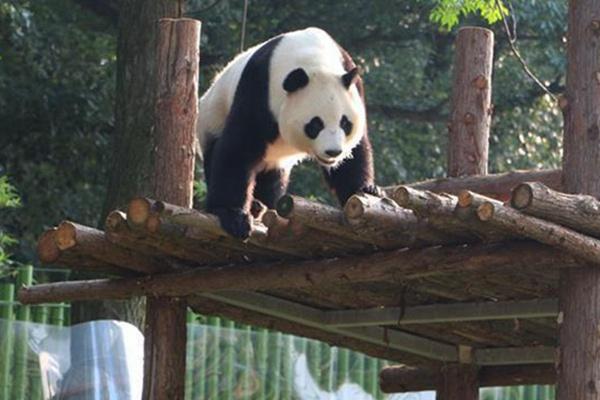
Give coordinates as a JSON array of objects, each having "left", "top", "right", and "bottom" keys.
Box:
[{"left": 21, "top": 177, "right": 597, "bottom": 374}]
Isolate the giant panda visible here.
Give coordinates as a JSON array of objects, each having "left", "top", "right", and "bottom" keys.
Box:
[{"left": 198, "top": 27, "right": 378, "bottom": 238}]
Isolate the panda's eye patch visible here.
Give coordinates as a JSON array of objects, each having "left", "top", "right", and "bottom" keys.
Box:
[
  {"left": 304, "top": 117, "right": 324, "bottom": 139},
  {"left": 340, "top": 115, "right": 353, "bottom": 136}
]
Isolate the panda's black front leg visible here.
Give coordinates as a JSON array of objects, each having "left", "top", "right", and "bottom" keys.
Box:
[
  {"left": 205, "top": 135, "right": 263, "bottom": 239},
  {"left": 322, "top": 134, "right": 380, "bottom": 205}
]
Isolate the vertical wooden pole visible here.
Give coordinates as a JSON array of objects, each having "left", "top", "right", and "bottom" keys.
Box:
[
  {"left": 558, "top": 1, "right": 600, "bottom": 399},
  {"left": 447, "top": 27, "right": 494, "bottom": 177},
  {"left": 439, "top": 26, "right": 493, "bottom": 400},
  {"left": 141, "top": 17, "right": 200, "bottom": 400},
  {"left": 436, "top": 364, "right": 479, "bottom": 400}
]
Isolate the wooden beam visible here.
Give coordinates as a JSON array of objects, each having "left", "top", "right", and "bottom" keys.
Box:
[
  {"left": 323, "top": 298, "right": 558, "bottom": 327},
  {"left": 392, "top": 168, "right": 562, "bottom": 202},
  {"left": 476, "top": 197, "right": 600, "bottom": 265},
  {"left": 202, "top": 291, "right": 458, "bottom": 362},
  {"left": 379, "top": 364, "right": 556, "bottom": 393},
  {"left": 512, "top": 181, "right": 600, "bottom": 238},
  {"left": 437, "top": 363, "right": 479, "bottom": 400},
  {"left": 475, "top": 346, "right": 555, "bottom": 366},
  {"left": 141, "top": 18, "right": 200, "bottom": 400},
  {"left": 447, "top": 27, "right": 494, "bottom": 178},
  {"left": 18, "top": 241, "right": 579, "bottom": 304}
]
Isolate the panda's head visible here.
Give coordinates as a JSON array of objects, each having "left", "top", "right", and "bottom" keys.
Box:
[{"left": 278, "top": 67, "right": 366, "bottom": 167}]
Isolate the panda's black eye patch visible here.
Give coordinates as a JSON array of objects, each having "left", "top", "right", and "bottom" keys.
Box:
[
  {"left": 304, "top": 117, "right": 324, "bottom": 139},
  {"left": 340, "top": 115, "right": 353, "bottom": 136}
]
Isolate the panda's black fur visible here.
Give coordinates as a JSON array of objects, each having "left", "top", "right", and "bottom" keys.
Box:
[{"left": 199, "top": 28, "right": 378, "bottom": 238}]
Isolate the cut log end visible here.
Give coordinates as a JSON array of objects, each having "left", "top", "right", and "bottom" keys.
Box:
[
  {"left": 128, "top": 197, "right": 153, "bottom": 226},
  {"left": 511, "top": 183, "right": 534, "bottom": 210},
  {"left": 391, "top": 186, "right": 410, "bottom": 207},
  {"left": 146, "top": 214, "right": 161, "bottom": 233},
  {"left": 344, "top": 195, "right": 366, "bottom": 219},
  {"left": 477, "top": 202, "right": 496, "bottom": 221},
  {"left": 458, "top": 190, "right": 475, "bottom": 208},
  {"left": 37, "top": 229, "right": 60, "bottom": 264},
  {"left": 276, "top": 195, "right": 295, "bottom": 218},
  {"left": 55, "top": 221, "right": 77, "bottom": 251},
  {"left": 105, "top": 210, "right": 127, "bottom": 232}
]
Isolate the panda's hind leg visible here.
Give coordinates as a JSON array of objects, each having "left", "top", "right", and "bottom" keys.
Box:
[{"left": 253, "top": 168, "right": 290, "bottom": 209}]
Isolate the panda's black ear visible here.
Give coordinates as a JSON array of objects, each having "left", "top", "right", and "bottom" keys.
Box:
[
  {"left": 283, "top": 68, "right": 309, "bottom": 93},
  {"left": 341, "top": 67, "right": 359, "bottom": 89}
]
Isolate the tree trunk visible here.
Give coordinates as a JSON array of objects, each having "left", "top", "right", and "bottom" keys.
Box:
[
  {"left": 436, "top": 364, "right": 479, "bottom": 400},
  {"left": 141, "top": 17, "right": 200, "bottom": 400},
  {"left": 71, "top": 0, "right": 184, "bottom": 329},
  {"left": 558, "top": 1, "right": 600, "bottom": 398},
  {"left": 447, "top": 27, "right": 494, "bottom": 177}
]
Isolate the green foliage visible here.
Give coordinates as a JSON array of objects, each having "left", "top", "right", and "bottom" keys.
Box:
[
  {"left": 430, "top": 0, "right": 508, "bottom": 29},
  {"left": 0, "top": 177, "right": 21, "bottom": 276}
]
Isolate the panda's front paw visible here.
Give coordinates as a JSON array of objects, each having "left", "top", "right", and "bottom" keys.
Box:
[
  {"left": 359, "top": 184, "right": 382, "bottom": 197},
  {"left": 209, "top": 207, "right": 252, "bottom": 239}
]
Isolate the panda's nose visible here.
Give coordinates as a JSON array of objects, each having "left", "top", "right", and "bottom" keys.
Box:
[{"left": 325, "top": 149, "right": 342, "bottom": 157}]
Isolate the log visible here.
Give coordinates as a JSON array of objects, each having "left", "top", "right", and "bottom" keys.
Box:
[
  {"left": 129, "top": 197, "right": 303, "bottom": 261},
  {"left": 142, "top": 18, "right": 201, "bottom": 400},
  {"left": 343, "top": 193, "right": 449, "bottom": 247},
  {"left": 379, "top": 364, "right": 556, "bottom": 392},
  {"left": 559, "top": 1, "right": 600, "bottom": 398},
  {"left": 476, "top": 198, "right": 600, "bottom": 265},
  {"left": 262, "top": 210, "right": 369, "bottom": 256},
  {"left": 392, "top": 186, "right": 505, "bottom": 242},
  {"left": 436, "top": 364, "right": 479, "bottom": 400},
  {"left": 37, "top": 229, "right": 133, "bottom": 276},
  {"left": 18, "top": 241, "right": 580, "bottom": 304},
  {"left": 512, "top": 181, "right": 600, "bottom": 238},
  {"left": 52, "top": 221, "right": 170, "bottom": 274},
  {"left": 391, "top": 168, "right": 562, "bottom": 201},
  {"left": 276, "top": 195, "right": 369, "bottom": 243},
  {"left": 447, "top": 27, "right": 494, "bottom": 177},
  {"left": 106, "top": 210, "right": 227, "bottom": 265}
]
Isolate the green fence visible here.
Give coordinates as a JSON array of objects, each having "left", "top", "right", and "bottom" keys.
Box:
[{"left": 0, "top": 266, "right": 555, "bottom": 399}]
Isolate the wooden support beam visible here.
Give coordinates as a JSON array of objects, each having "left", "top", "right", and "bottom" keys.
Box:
[
  {"left": 475, "top": 346, "right": 555, "bottom": 366},
  {"left": 261, "top": 210, "right": 369, "bottom": 256},
  {"left": 202, "top": 291, "right": 458, "bottom": 362},
  {"left": 323, "top": 298, "right": 558, "bottom": 327},
  {"left": 343, "top": 193, "right": 450, "bottom": 247},
  {"left": 475, "top": 197, "right": 600, "bottom": 265},
  {"left": 437, "top": 364, "right": 479, "bottom": 400},
  {"left": 394, "top": 168, "right": 562, "bottom": 201},
  {"left": 37, "top": 228, "right": 134, "bottom": 276},
  {"left": 141, "top": 18, "right": 200, "bottom": 400},
  {"left": 512, "top": 181, "right": 600, "bottom": 238},
  {"left": 447, "top": 27, "right": 494, "bottom": 178},
  {"left": 18, "top": 241, "right": 578, "bottom": 304},
  {"left": 559, "top": 2, "right": 600, "bottom": 398},
  {"left": 54, "top": 221, "right": 168, "bottom": 274},
  {"left": 379, "top": 364, "right": 556, "bottom": 393}
]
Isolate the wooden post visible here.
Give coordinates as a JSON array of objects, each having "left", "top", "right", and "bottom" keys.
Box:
[
  {"left": 141, "top": 18, "right": 200, "bottom": 400},
  {"left": 438, "top": 25, "right": 492, "bottom": 400},
  {"left": 436, "top": 364, "right": 479, "bottom": 400},
  {"left": 447, "top": 27, "right": 494, "bottom": 177},
  {"left": 558, "top": 1, "right": 600, "bottom": 398}
]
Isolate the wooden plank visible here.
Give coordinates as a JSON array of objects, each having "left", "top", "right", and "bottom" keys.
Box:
[
  {"left": 475, "top": 346, "right": 555, "bottom": 365},
  {"left": 323, "top": 298, "right": 558, "bottom": 327},
  {"left": 202, "top": 291, "right": 458, "bottom": 362}
]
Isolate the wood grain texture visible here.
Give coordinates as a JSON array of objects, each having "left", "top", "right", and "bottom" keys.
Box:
[
  {"left": 559, "top": 1, "right": 600, "bottom": 398},
  {"left": 512, "top": 181, "right": 600, "bottom": 238},
  {"left": 142, "top": 18, "right": 200, "bottom": 400},
  {"left": 447, "top": 27, "right": 494, "bottom": 177}
]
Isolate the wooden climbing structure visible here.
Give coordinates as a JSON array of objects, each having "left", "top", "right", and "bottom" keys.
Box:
[{"left": 18, "top": 1, "right": 600, "bottom": 399}]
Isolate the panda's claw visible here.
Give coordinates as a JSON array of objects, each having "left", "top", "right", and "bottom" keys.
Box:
[
  {"left": 360, "top": 184, "right": 382, "bottom": 197},
  {"left": 210, "top": 208, "right": 252, "bottom": 239}
]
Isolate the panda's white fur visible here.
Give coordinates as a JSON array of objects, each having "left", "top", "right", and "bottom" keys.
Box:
[{"left": 198, "top": 27, "right": 365, "bottom": 170}]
